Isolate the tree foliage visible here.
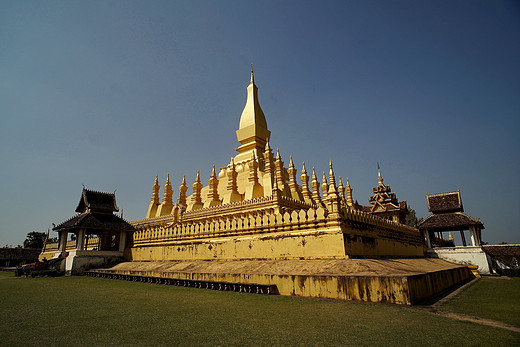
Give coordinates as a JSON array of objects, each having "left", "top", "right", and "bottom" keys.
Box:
[
  {"left": 23, "top": 231, "right": 47, "bottom": 249},
  {"left": 405, "top": 208, "right": 423, "bottom": 227}
]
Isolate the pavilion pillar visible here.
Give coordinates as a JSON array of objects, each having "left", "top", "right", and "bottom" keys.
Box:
[
  {"left": 118, "top": 231, "right": 127, "bottom": 252},
  {"left": 58, "top": 230, "right": 68, "bottom": 254},
  {"left": 460, "top": 230, "right": 467, "bottom": 247},
  {"left": 77, "top": 229, "right": 86, "bottom": 250},
  {"left": 424, "top": 229, "right": 432, "bottom": 249},
  {"left": 469, "top": 226, "right": 480, "bottom": 246}
]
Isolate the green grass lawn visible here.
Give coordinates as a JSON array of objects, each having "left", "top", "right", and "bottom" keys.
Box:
[
  {"left": 0, "top": 272, "right": 518, "bottom": 346},
  {"left": 439, "top": 277, "right": 520, "bottom": 327}
]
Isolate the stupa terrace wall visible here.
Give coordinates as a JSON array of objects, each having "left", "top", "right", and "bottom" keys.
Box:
[{"left": 127, "top": 204, "right": 424, "bottom": 261}]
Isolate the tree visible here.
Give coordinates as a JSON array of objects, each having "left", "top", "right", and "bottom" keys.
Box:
[
  {"left": 405, "top": 208, "right": 418, "bottom": 227},
  {"left": 23, "top": 231, "right": 47, "bottom": 249}
]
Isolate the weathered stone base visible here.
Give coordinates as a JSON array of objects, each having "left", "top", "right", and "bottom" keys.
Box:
[
  {"left": 427, "top": 247, "right": 492, "bottom": 275},
  {"left": 64, "top": 250, "right": 124, "bottom": 276},
  {"left": 91, "top": 258, "right": 472, "bottom": 304}
]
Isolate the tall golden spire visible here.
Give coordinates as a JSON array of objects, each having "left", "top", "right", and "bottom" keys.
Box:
[{"left": 235, "top": 67, "right": 271, "bottom": 163}]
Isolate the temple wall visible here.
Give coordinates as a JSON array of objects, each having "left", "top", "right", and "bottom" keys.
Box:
[
  {"left": 127, "top": 206, "right": 425, "bottom": 261},
  {"left": 126, "top": 228, "right": 346, "bottom": 261}
]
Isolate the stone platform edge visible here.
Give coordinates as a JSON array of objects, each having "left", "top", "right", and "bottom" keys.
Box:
[{"left": 90, "top": 258, "right": 473, "bottom": 305}]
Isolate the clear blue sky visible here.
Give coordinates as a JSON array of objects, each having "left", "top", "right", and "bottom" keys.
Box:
[{"left": 1, "top": 1, "right": 519, "bottom": 246}]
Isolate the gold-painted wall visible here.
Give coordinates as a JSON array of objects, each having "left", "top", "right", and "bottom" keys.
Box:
[{"left": 126, "top": 228, "right": 347, "bottom": 261}]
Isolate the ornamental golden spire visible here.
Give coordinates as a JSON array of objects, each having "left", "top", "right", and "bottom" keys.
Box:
[
  {"left": 328, "top": 161, "right": 338, "bottom": 195},
  {"left": 263, "top": 141, "right": 274, "bottom": 176},
  {"left": 311, "top": 167, "right": 322, "bottom": 206},
  {"left": 321, "top": 171, "right": 329, "bottom": 204},
  {"left": 300, "top": 162, "right": 313, "bottom": 204},
  {"left": 327, "top": 162, "right": 341, "bottom": 214},
  {"left": 204, "top": 165, "right": 221, "bottom": 208},
  {"left": 163, "top": 173, "right": 173, "bottom": 205},
  {"left": 338, "top": 176, "right": 346, "bottom": 207},
  {"left": 245, "top": 152, "right": 264, "bottom": 200},
  {"left": 146, "top": 175, "right": 161, "bottom": 218},
  {"left": 287, "top": 156, "right": 303, "bottom": 201},
  {"left": 157, "top": 174, "right": 174, "bottom": 216},
  {"left": 262, "top": 141, "right": 275, "bottom": 196},
  {"left": 178, "top": 175, "right": 188, "bottom": 208},
  {"left": 187, "top": 171, "right": 203, "bottom": 211},
  {"left": 152, "top": 175, "right": 160, "bottom": 204},
  {"left": 235, "top": 67, "right": 271, "bottom": 163},
  {"left": 274, "top": 149, "right": 289, "bottom": 197},
  {"left": 346, "top": 177, "right": 354, "bottom": 207},
  {"left": 222, "top": 159, "right": 242, "bottom": 204}
]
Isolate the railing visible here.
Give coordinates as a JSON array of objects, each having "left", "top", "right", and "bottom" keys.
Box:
[
  {"left": 84, "top": 271, "right": 278, "bottom": 295},
  {"left": 131, "top": 205, "right": 423, "bottom": 246}
]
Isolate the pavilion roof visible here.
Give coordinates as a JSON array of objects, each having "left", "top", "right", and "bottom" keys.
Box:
[
  {"left": 426, "top": 191, "right": 463, "bottom": 213},
  {"left": 417, "top": 212, "right": 483, "bottom": 232},
  {"left": 53, "top": 212, "right": 135, "bottom": 233},
  {"left": 483, "top": 245, "right": 520, "bottom": 257},
  {"left": 75, "top": 188, "right": 119, "bottom": 213}
]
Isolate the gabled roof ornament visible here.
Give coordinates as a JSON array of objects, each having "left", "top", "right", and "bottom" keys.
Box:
[{"left": 377, "top": 162, "right": 384, "bottom": 186}]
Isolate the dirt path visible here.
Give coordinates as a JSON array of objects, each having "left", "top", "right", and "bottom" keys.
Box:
[
  {"left": 413, "top": 278, "right": 520, "bottom": 333},
  {"left": 433, "top": 310, "right": 520, "bottom": 333}
]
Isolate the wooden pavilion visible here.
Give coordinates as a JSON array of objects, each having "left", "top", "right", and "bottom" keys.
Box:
[
  {"left": 418, "top": 190, "right": 484, "bottom": 248},
  {"left": 53, "top": 188, "right": 135, "bottom": 257}
]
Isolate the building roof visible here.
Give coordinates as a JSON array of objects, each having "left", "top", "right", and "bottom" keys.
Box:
[
  {"left": 75, "top": 188, "right": 119, "bottom": 213},
  {"left": 54, "top": 188, "right": 134, "bottom": 234},
  {"left": 53, "top": 212, "right": 135, "bottom": 233},
  {"left": 426, "top": 191, "right": 463, "bottom": 213},
  {"left": 417, "top": 212, "right": 484, "bottom": 232},
  {"left": 354, "top": 164, "right": 408, "bottom": 218},
  {"left": 483, "top": 245, "right": 520, "bottom": 257}
]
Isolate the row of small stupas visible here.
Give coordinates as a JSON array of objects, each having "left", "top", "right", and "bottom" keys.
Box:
[
  {"left": 145, "top": 157, "right": 408, "bottom": 223},
  {"left": 140, "top": 68, "right": 408, "bottom": 226}
]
